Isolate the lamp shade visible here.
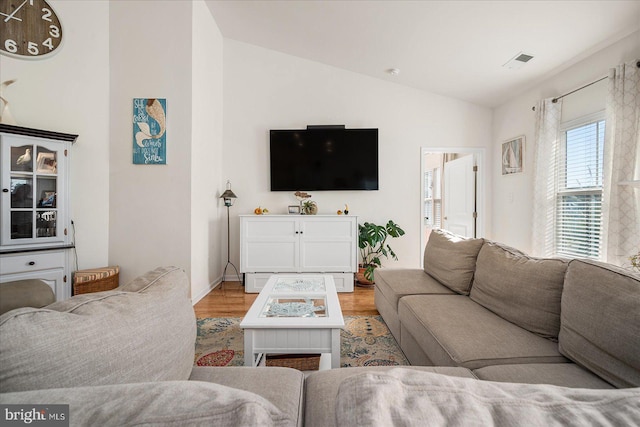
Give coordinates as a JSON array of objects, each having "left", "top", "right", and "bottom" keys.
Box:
[
  {"left": 220, "top": 181, "right": 237, "bottom": 207},
  {"left": 220, "top": 189, "right": 237, "bottom": 200}
]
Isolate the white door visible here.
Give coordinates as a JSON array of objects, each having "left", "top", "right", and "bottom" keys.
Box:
[{"left": 443, "top": 155, "right": 476, "bottom": 238}]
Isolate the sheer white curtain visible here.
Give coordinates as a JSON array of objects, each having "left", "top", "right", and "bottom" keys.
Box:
[
  {"left": 602, "top": 60, "right": 640, "bottom": 266},
  {"left": 531, "top": 98, "right": 563, "bottom": 257}
]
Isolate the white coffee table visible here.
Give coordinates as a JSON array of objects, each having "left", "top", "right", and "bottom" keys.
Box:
[{"left": 240, "top": 274, "right": 345, "bottom": 369}]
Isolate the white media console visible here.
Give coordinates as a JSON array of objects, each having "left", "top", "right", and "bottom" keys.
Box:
[{"left": 239, "top": 215, "right": 357, "bottom": 292}]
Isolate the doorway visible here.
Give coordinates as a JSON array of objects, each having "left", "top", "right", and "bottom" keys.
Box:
[{"left": 420, "top": 147, "right": 485, "bottom": 267}]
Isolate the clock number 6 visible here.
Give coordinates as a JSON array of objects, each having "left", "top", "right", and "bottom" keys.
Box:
[{"left": 4, "top": 39, "right": 18, "bottom": 53}]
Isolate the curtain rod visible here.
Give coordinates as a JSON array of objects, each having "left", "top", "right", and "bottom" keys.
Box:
[{"left": 532, "top": 60, "right": 640, "bottom": 111}]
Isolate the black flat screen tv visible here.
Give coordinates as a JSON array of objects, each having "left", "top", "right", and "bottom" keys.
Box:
[{"left": 270, "top": 127, "right": 378, "bottom": 191}]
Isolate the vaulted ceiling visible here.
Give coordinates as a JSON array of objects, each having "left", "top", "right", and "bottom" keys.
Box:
[{"left": 206, "top": 0, "right": 640, "bottom": 107}]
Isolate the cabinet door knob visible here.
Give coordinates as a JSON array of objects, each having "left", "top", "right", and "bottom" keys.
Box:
[
  {"left": 2, "top": 188, "right": 8, "bottom": 193},
  {"left": 28, "top": 261, "right": 36, "bottom": 266}
]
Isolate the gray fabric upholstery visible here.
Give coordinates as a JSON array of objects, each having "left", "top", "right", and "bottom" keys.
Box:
[
  {"left": 375, "top": 268, "right": 453, "bottom": 310},
  {"left": 189, "top": 366, "right": 304, "bottom": 427},
  {"left": 423, "top": 229, "right": 484, "bottom": 295},
  {"left": 0, "top": 380, "right": 292, "bottom": 427},
  {"left": 0, "top": 266, "right": 195, "bottom": 392},
  {"left": 374, "top": 286, "right": 402, "bottom": 340},
  {"left": 304, "top": 366, "right": 476, "bottom": 427},
  {"left": 470, "top": 242, "right": 568, "bottom": 339},
  {"left": 474, "top": 363, "right": 615, "bottom": 389},
  {"left": 399, "top": 325, "right": 435, "bottom": 366},
  {"left": 335, "top": 369, "right": 640, "bottom": 427},
  {"left": 559, "top": 259, "right": 640, "bottom": 388},
  {"left": 399, "top": 295, "right": 567, "bottom": 369},
  {"left": 0, "top": 279, "right": 55, "bottom": 315}
]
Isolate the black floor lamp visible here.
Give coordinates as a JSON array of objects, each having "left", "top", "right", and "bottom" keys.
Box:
[{"left": 220, "top": 180, "right": 242, "bottom": 289}]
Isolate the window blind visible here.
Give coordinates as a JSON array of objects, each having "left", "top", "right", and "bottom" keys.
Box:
[{"left": 556, "top": 119, "right": 605, "bottom": 259}]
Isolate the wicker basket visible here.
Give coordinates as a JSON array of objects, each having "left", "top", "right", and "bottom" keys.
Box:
[
  {"left": 73, "top": 266, "right": 120, "bottom": 295},
  {"left": 265, "top": 354, "right": 321, "bottom": 371}
]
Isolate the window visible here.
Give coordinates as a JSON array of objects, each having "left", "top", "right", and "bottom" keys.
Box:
[{"left": 556, "top": 113, "right": 605, "bottom": 259}]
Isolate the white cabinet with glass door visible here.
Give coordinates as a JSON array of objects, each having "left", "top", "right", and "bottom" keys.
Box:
[{"left": 0, "top": 125, "right": 77, "bottom": 300}]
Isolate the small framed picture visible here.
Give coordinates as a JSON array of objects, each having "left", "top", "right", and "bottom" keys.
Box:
[
  {"left": 502, "top": 136, "right": 525, "bottom": 175},
  {"left": 288, "top": 205, "right": 301, "bottom": 214}
]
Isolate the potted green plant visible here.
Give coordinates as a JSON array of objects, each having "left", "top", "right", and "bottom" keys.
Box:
[{"left": 357, "top": 220, "right": 405, "bottom": 285}]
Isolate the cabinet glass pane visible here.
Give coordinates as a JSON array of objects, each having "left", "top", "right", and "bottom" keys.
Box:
[
  {"left": 11, "top": 211, "right": 33, "bottom": 239},
  {"left": 36, "top": 177, "right": 57, "bottom": 208},
  {"left": 10, "top": 178, "right": 33, "bottom": 208},
  {"left": 36, "top": 147, "right": 57, "bottom": 174},
  {"left": 10, "top": 145, "right": 33, "bottom": 172},
  {"left": 36, "top": 211, "right": 57, "bottom": 237}
]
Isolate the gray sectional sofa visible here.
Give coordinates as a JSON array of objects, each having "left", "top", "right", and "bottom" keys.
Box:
[
  {"left": 375, "top": 229, "right": 640, "bottom": 389},
  {"left": 1, "top": 250, "right": 639, "bottom": 426}
]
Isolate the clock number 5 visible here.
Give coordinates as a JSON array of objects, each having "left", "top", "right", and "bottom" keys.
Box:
[{"left": 27, "top": 42, "right": 39, "bottom": 55}]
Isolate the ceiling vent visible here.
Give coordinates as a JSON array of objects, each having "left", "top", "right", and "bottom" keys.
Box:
[{"left": 503, "top": 52, "right": 534, "bottom": 69}]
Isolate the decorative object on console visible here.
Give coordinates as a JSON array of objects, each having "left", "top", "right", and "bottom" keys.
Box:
[
  {"left": 220, "top": 181, "right": 241, "bottom": 287},
  {"left": 0, "top": 80, "right": 18, "bottom": 125},
  {"left": 288, "top": 205, "right": 301, "bottom": 214},
  {"left": 253, "top": 207, "right": 269, "bottom": 215},
  {"left": 294, "top": 191, "right": 311, "bottom": 213},
  {"left": 132, "top": 98, "right": 166, "bottom": 165},
  {"left": 502, "top": 136, "right": 525, "bottom": 175},
  {"left": 302, "top": 200, "right": 318, "bottom": 215},
  {"left": 344, "top": 204, "right": 349, "bottom": 215},
  {"left": 357, "top": 220, "right": 405, "bottom": 286},
  {"left": 0, "top": 0, "right": 63, "bottom": 59}
]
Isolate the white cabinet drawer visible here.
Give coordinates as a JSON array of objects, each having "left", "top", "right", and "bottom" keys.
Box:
[{"left": 0, "top": 250, "right": 66, "bottom": 275}]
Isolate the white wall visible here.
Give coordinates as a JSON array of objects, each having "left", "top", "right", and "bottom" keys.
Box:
[
  {"left": 492, "top": 31, "right": 640, "bottom": 253},
  {"left": 191, "top": 0, "right": 224, "bottom": 301},
  {"left": 0, "top": 0, "right": 110, "bottom": 271},
  {"left": 109, "top": 1, "right": 193, "bottom": 285},
  {"left": 223, "top": 40, "right": 493, "bottom": 270}
]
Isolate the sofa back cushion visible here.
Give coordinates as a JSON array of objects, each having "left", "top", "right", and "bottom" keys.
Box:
[
  {"left": 423, "top": 229, "right": 484, "bottom": 295},
  {"left": 0, "top": 266, "right": 196, "bottom": 392},
  {"left": 470, "top": 242, "right": 568, "bottom": 339},
  {"left": 559, "top": 259, "right": 640, "bottom": 388}
]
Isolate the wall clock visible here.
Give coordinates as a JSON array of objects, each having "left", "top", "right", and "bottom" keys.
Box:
[{"left": 0, "top": 0, "right": 63, "bottom": 59}]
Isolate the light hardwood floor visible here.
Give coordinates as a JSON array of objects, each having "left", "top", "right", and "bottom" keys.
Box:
[{"left": 194, "top": 281, "right": 378, "bottom": 319}]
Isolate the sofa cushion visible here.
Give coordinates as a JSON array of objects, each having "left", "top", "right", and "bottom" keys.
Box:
[
  {"left": 0, "top": 266, "right": 196, "bottom": 392},
  {"left": 334, "top": 369, "right": 640, "bottom": 427},
  {"left": 470, "top": 242, "right": 568, "bottom": 339},
  {"left": 423, "top": 229, "right": 484, "bottom": 295},
  {"left": 375, "top": 268, "right": 454, "bottom": 311},
  {"left": 190, "top": 367, "right": 304, "bottom": 427},
  {"left": 304, "top": 366, "right": 476, "bottom": 427},
  {"left": 398, "top": 295, "right": 567, "bottom": 369},
  {"left": 473, "top": 363, "right": 614, "bottom": 389},
  {"left": 559, "top": 259, "right": 640, "bottom": 388},
  {"left": 0, "top": 279, "right": 55, "bottom": 315},
  {"left": 0, "top": 380, "right": 292, "bottom": 427}
]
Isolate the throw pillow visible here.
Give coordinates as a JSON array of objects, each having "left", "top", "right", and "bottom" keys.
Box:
[{"left": 423, "top": 229, "right": 484, "bottom": 295}]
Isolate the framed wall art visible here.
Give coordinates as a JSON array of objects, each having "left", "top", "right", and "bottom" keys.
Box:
[
  {"left": 502, "top": 136, "right": 524, "bottom": 175},
  {"left": 132, "top": 98, "right": 166, "bottom": 165}
]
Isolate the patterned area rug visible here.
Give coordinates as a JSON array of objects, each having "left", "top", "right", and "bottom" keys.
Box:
[{"left": 195, "top": 315, "right": 409, "bottom": 368}]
